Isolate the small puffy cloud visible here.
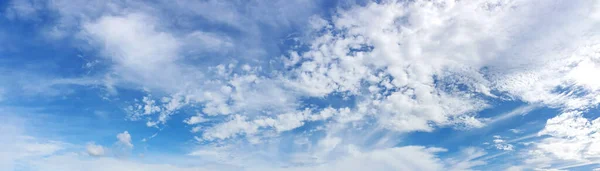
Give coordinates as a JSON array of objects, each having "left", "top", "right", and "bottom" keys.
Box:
[
  {"left": 491, "top": 136, "right": 514, "bottom": 151},
  {"left": 184, "top": 115, "right": 208, "bottom": 125},
  {"left": 86, "top": 142, "right": 105, "bottom": 156},
  {"left": 116, "top": 131, "right": 133, "bottom": 148},
  {"left": 201, "top": 115, "right": 259, "bottom": 141}
]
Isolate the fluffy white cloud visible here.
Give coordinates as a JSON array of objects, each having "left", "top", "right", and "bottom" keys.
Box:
[
  {"left": 82, "top": 13, "right": 187, "bottom": 93},
  {"left": 282, "top": 0, "right": 507, "bottom": 133},
  {"left": 116, "top": 131, "right": 133, "bottom": 148},
  {"left": 184, "top": 114, "right": 208, "bottom": 125},
  {"left": 505, "top": 110, "right": 600, "bottom": 170},
  {"left": 534, "top": 111, "right": 600, "bottom": 160},
  {"left": 491, "top": 135, "right": 514, "bottom": 151},
  {"left": 86, "top": 142, "right": 105, "bottom": 156}
]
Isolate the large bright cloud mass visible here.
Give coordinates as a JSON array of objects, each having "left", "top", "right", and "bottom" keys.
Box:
[{"left": 1, "top": 0, "right": 600, "bottom": 170}]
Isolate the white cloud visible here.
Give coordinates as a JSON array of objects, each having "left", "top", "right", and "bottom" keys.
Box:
[
  {"left": 505, "top": 166, "right": 524, "bottom": 171},
  {"left": 184, "top": 114, "right": 208, "bottom": 125},
  {"left": 508, "top": 110, "right": 600, "bottom": 170},
  {"left": 443, "top": 147, "right": 487, "bottom": 171},
  {"left": 86, "top": 142, "right": 105, "bottom": 156},
  {"left": 5, "top": 0, "right": 600, "bottom": 170},
  {"left": 0, "top": 113, "right": 216, "bottom": 171},
  {"left": 116, "top": 131, "right": 133, "bottom": 148},
  {"left": 198, "top": 107, "right": 348, "bottom": 142},
  {"left": 182, "top": 0, "right": 600, "bottom": 168},
  {"left": 82, "top": 13, "right": 186, "bottom": 93},
  {"left": 487, "top": 105, "right": 538, "bottom": 125},
  {"left": 187, "top": 145, "right": 485, "bottom": 171},
  {"left": 184, "top": 31, "right": 233, "bottom": 53},
  {"left": 0, "top": 114, "right": 65, "bottom": 170},
  {"left": 282, "top": 0, "right": 506, "bottom": 133},
  {"left": 19, "top": 145, "right": 486, "bottom": 171},
  {"left": 201, "top": 115, "right": 259, "bottom": 141},
  {"left": 274, "top": 0, "right": 600, "bottom": 161},
  {"left": 534, "top": 111, "right": 600, "bottom": 161},
  {"left": 491, "top": 136, "right": 514, "bottom": 151},
  {"left": 4, "top": 0, "right": 45, "bottom": 20}
]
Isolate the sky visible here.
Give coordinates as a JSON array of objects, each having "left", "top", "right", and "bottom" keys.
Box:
[{"left": 1, "top": 0, "right": 600, "bottom": 170}]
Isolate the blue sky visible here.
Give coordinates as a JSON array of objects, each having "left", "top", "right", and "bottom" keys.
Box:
[{"left": 1, "top": 0, "right": 600, "bottom": 170}]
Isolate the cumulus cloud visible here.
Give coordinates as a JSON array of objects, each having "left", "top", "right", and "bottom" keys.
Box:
[
  {"left": 82, "top": 13, "right": 186, "bottom": 92},
  {"left": 184, "top": 114, "right": 208, "bottom": 125},
  {"left": 491, "top": 135, "right": 514, "bottom": 151},
  {"left": 86, "top": 142, "right": 105, "bottom": 156},
  {"left": 280, "top": 0, "right": 514, "bottom": 134},
  {"left": 116, "top": 131, "right": 133, "bottom": 148},
  {"left": 524, "top": 111, "right": 600, "bottom": 168},
  {"left": 499, "top": 109, "right": 600, "bottom": 170}
]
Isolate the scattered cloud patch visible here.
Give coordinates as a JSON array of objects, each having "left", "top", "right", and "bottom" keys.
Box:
[
  {"left": 116, "top": 131, "right": 133, "bottom": 148},
  {"left": 86, "top": 142, "right": 105, "bottom": 156},
  {"left": 492, "top": 135, "right": 514, "bottom": 151}
]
